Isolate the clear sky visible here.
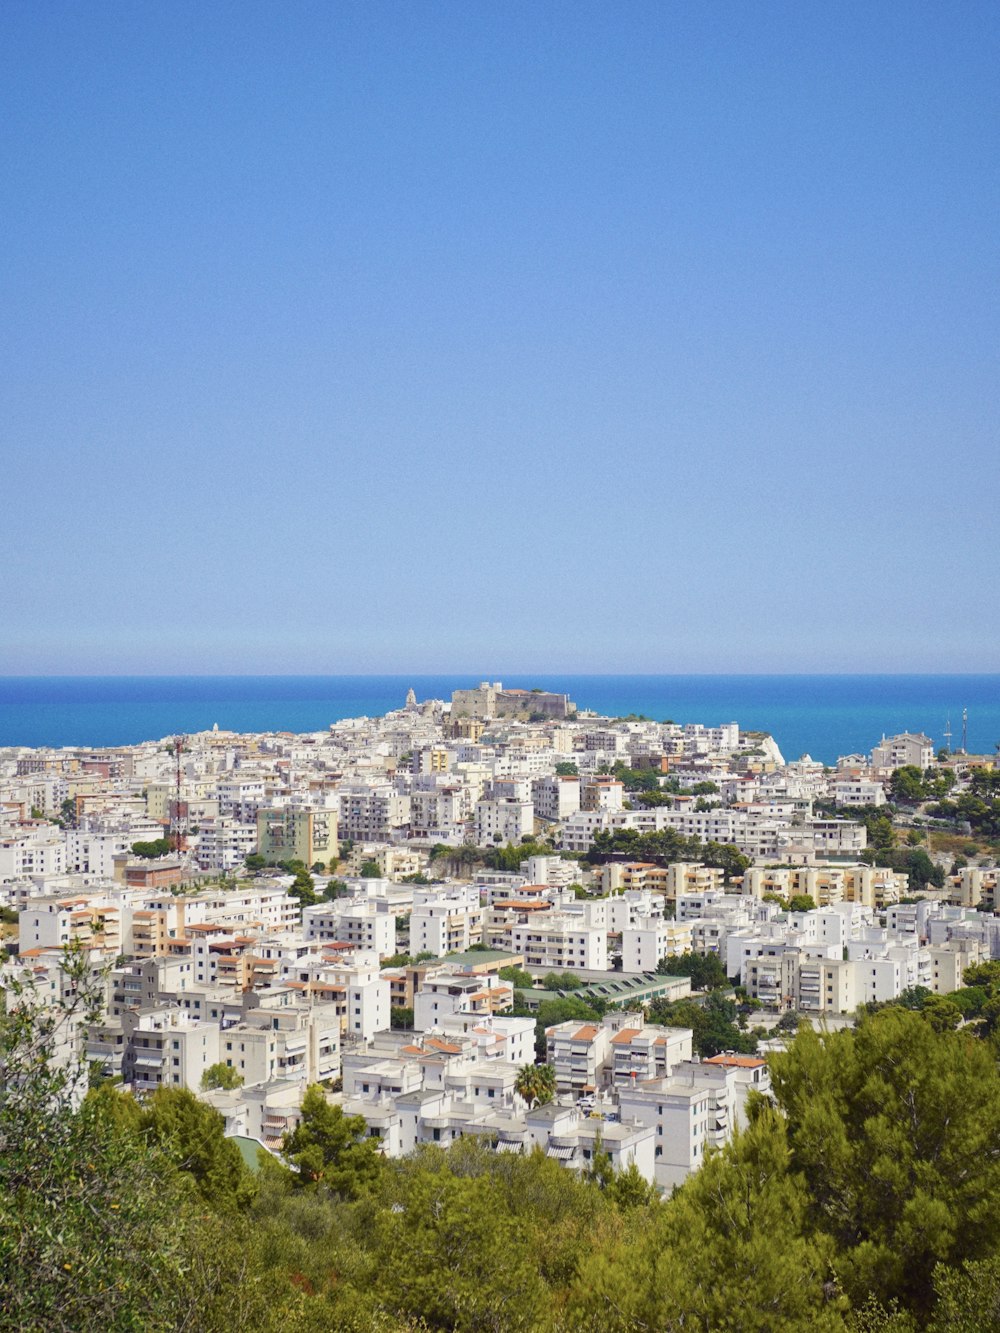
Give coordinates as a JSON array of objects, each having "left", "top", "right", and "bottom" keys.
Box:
[{"left": 3, "top": 2, "right": 998, "bottom": 674}]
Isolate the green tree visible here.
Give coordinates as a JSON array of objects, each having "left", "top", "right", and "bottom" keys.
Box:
[
  {"left": 604, "top": 1159, "right": 657, "bottom": 1211},
  {"left": 541, "top": 969, "right": 584, "bottom": 991},
  {"left": 655, "top": 949, "right": 730, "bottom": 991},
  {"left": 0, "top": 945, "right": 284, "bottom": 1330},
  {"left": 366, "top": 1155, "right": 548, "bottom": 1331},
  {"left": 200, "top": 1061, "right": 245, "bottom": 1091},
  {"left": 514, "top": 1063, "right": 556, "bottom": 1108},
  {"left": 288, "top": 867, "right": 318, "bottom": 907},
  {"left": 568, "top": 1104, "right": 844, "bottom": 1332},
  {"left": 788, "top": 894, "right": 817, "bottom": 913},
  {"left": 131, "top": 837, "right": 172, "bottom": 859},
  {"left": 499, "top": 965, "right": 534, "bottom": 988},
  {"left": 769, "top": 1009, "right": 1000, "bottom": 1318},
  {"left": 889, "top": 766, "right": 926, "bottom": 804},
  {"left": 555, "top": 761, "right": 579, "bottom": 776},
  {"left": 929, "top": 1255, "right": 1000, "bottom": 1332},
  {"left": 647, "top": 991, "right": 757, "bottom": 1058},
  {"left": 139, "top": 1087, "right": 256, "bottom": 1213},
  {"left": 390, "top": 1006, "right": 414, "bottom": 1030},
  {"left": 360, "top": 860, "right": 381, "bottom": 878},
  {"left": 921, "top": 995, "right": 963, "bottom": 1033},
  {"left": 282, "top": 1085, "right": 383, "bottom": 1198}
]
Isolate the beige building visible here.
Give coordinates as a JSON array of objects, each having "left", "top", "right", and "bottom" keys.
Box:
[
  {"left": 742, "top": 863, "right": 904, "bottom": 910},
  {"left": 256, "top": 807, "right": 339, "bottom": 867}
]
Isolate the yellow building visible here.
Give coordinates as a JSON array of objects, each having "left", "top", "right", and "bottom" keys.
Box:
[{"left": 256, "top": 808, "right": 339, "bottom": 867}]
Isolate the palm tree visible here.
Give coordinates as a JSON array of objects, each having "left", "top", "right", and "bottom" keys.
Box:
[{"left": 514, "top": 1063, "right": 556, "bottom": 1109}]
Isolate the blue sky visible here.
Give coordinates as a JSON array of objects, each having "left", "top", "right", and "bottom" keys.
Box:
[{"left": 3, "top": 2, "right": 998, "bottom": 674}]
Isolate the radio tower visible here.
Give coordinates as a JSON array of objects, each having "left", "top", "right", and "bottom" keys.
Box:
[
  {"left": 169, "top": 735, "right": 186, "bottom": 852},
  {"left": 962, "top": 709, "right": 968, "bottom": 754},
  {"left": 944, "top": 716, "right": 952, "bottom": 754}
]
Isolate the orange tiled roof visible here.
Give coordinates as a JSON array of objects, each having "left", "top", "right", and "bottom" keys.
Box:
[
  {"left": 610, "top": 1028, "right": 641, "bottom": 1045},
  {"left": 704, "top": 1054, "right": 766, "bottom": 1069},
  {"left": 425, "top": 1038, "right": 462, "bottom": 1054}
]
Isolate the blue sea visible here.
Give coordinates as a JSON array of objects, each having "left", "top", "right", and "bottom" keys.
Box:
[{"left": 0, "top": 676, "right": 997, "bottom": 765}]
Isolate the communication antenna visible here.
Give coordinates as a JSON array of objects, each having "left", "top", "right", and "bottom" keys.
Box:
[
  {"left": 962, "top": 709, "right": 968, "bottom": 754},
  {"left": 943, "top": 717, "right": 952, "bottom": 754},
  {"left": 170, "top": 735, "right": 186, "bottom": 851}
]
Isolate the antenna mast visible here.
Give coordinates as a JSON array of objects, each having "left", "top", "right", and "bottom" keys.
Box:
[
  {"left": 962, "top": 709, "right": 968, "bottom": 754},
  {"left": 944, "top": 716, "right": 952, "bottom": 754},
  {"left": 170, "top": 735, "right": 186, "bottom": 852}
]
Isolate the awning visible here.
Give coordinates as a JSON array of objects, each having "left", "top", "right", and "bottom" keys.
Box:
[
  {"left": 546, "top": 1145, "right": 574, "bottom": 1160},
  {"left": 496, "top": 1139, "right": 523, "bottom": 1154}
]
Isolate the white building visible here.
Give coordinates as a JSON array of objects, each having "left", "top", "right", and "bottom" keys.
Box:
[
  {"left": 531, "top": 775, "right": 581, "bottom": 822},
  {"left": 508, "top": 912, "right": 607, "bottom": 972},
  {"left": 302, "top": 899, "right": 396, "bottom": 958},
  {"left": 870, "top": 733, "right": 935, "bottom": 771},
  {"left": 474, "top": 797, "right": 534, "bottom": 846},
  {"left": 621, "top": 918, "right": 693, "bottom": 973}
]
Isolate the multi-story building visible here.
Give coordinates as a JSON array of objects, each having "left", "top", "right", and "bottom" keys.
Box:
[
  {"left": 256, "top": 807, "right": 339, "bottom": 867},
  {"left": 621, "top": 918, "right": 693, "bottom": 973},
  {"left": 531, "top": 775, "right": 581, "bottom": 822},
  {"left": 194, "top": 817, "right": 258, "bottom": 872},
  {"left": 337, "top": 786, "right": 411, "bottom": 843},
  {"left": 508, "top": 912, "right": 607, "bottom": 972},
  {"left": 410, "top": 887, "right": 483, "bottom": 956},
  {"left": 302, "top": 899, "right": 396, "bottom": 958},
  {"left": 0, "top": 828, "right": 67, "bottom": 880},
  {"left": 870, "top": 733, "right": 935, "bottom": 771},
  {"left": 474, "top": 796, "right": 534, "bottom": 846}
]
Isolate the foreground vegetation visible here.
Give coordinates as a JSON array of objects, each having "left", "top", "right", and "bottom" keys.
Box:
[{"left": 5, "top": 953, "right": 1000, "bottom": 1331}]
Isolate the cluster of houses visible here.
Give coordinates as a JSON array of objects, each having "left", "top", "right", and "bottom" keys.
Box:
[{"left": 2, "top": 693, "right": 996, "bottom": 1190}]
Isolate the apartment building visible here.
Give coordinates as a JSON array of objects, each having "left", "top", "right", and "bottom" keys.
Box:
[
  {"left": 834, "top": 779, "right": 886, "bottom": 807},
  {"left": 302, "top": 899, "right": 396, "bottom": 958},
  {"left": 531, "top": 775, "right": 581, "bottom": 822},
  {"left": 742, "top": 864, "right": 905, "bottom": 910},
  {"left": 256, "top": 807, "right": 339, "bottom": 867},
  {"left": 337, "top": 785, "right": 411, "bottom": 843},
  {"left": 618, "top": 1056, "right": 757, "bottom": 1190},
  {"left": 621, "top": 918, "right": 693, "bottom": 973},
  {"left": 607, "top": 1022, "right": 693, "bottom": 1087},
  {"left": 194, "top": 817, "right": 258, "bottom": 872},
  {"left": 413, "top": 973, "right": 516, "bottom": 1031},
  {"left": 474, "top": 796, "right": 534, "bottom": 846},
  {"left": 410, "top": 886, "right": 484, "bottom": 956},
  {"left": 19, "top": 894, "right": 122, "bottom": 953},
  {"left": 870, "top": 733, "right": 935, "bottom": 771},
  {"left": 508, "top": 912, "right": 607, "bottom": 972},
  {"left": 0, "top": 828, "right": 66, "bottom": 880}
]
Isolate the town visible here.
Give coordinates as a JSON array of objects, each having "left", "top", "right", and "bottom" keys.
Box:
[{"left": 2, "top": 681, "right": 997, "bottom": 1194}]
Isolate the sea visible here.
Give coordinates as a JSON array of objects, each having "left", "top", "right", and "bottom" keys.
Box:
[{"left": 0, "top": 675, "right": 998, "bottom": 766}]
